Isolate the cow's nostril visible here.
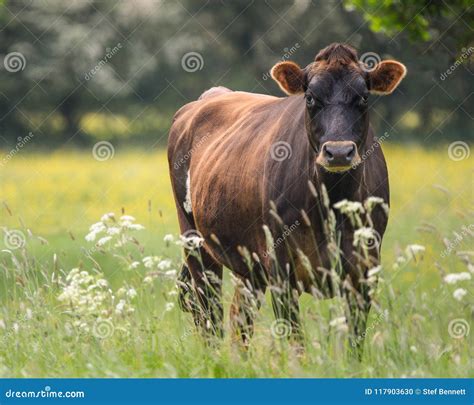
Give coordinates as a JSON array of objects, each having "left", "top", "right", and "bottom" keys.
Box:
[
  {"left": 323, "top": 145, "right": 334, "bottom": 161},
  {"left": 346, "top": 144, "right": 356, "bottom": 161}
]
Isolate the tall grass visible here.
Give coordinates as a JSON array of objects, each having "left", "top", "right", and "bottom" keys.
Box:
[{"left": 0, "top": 145, "right": 471, "bottom": 377}]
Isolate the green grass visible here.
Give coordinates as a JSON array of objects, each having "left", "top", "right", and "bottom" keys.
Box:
[{"left": 0, "top": 145, "right": 472, "bottom": 377}]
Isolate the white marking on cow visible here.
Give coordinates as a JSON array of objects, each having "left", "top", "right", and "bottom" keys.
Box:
[{"left": 183, "top": 170, "right": 192, "bottom": 213}]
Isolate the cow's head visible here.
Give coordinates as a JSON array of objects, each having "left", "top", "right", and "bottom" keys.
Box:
[{"left": 271, "top": 43, "right": 406, "bottom": 173}]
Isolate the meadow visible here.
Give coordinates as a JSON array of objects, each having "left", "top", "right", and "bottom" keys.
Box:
[{"left": 0, "top": 144, "right": 472, "bottom": 378}]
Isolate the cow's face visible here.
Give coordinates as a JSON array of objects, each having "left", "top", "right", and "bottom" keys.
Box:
[{"left": 271, "top": 44, "right": 406, "bottom": 173}]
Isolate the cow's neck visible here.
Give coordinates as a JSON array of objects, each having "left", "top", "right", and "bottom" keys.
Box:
[{"left": 315, "top": 165, "right": 365, "bottom": 204}]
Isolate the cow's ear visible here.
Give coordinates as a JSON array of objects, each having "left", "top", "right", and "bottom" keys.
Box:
[
  {"left": 271, "top": 61, "right": 305, "bottom": 95},
  {"left": 368, "top": 60, "right": 407, "bottom": 95}
]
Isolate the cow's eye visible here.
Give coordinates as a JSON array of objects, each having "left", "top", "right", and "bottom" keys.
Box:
[
  {"left": 360, "top": 95, "right": 369, "bottom": 106},
  {"left": 305, "top": 95, "right": 315, "bottom": 107}
]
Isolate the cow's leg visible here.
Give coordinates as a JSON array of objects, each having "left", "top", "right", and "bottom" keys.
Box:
[
  {"left": 230, "top": 274, "right": 266, "bottom": 347},
  {"left": 174, "top": 205, "right": 224, "bottom": 339},
  {"left": 186, "top": 250, "right": 224, "bottom": 339},
  {"left": 269, "top": 250, "right": 302, "bottom": 341},
  {"left": 340, "top": 235, "right": 375, "bottom": 359},
  {"left": 348, "top": 284, "right": 371, "bottom": 359}
]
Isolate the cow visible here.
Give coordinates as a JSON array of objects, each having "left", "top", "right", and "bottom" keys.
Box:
[{"left": 167, "top": 43, "right": 406, "bottom": 353}]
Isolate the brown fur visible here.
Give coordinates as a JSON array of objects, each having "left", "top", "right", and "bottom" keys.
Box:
[
  {"left": 168, "top": 43, "right": 405, "bottom": 348},
  {"left": 369, "top": 60, "right": 407, "bottom": 95},
  {"left": 270, "top": 61, "right": 305, "bottom": 95}
]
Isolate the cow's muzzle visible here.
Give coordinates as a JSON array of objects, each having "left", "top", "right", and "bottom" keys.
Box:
[{"left": 316, "top": 141, "right": 361, "bottom": 172}]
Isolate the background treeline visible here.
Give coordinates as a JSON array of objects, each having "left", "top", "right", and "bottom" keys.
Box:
[{"left": 0, "top": 0, "right": 472, "bottom": 149}]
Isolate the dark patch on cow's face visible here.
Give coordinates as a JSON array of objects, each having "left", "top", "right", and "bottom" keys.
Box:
[{"left": 305, "top": 66, "right": 368, "bottom": 172}]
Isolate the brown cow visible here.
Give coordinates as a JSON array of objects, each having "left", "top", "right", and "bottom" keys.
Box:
[{"left": 168, "top": 43, "right": 406, "bottom": 352}]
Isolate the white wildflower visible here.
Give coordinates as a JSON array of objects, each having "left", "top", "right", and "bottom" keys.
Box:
[
  {"left": 334, "top": 199, "right": 364, "bottom": 214},
  {"left": 127, "top": 288, "right": 137, "bottom": 299},
  {"left": 365, "top": 196, "right": 389, "bottom": 215},
  {"left": 143, "top": 256, "right": 157, "bottom": 268},
  {"left": 129, "top": 261, "right": 140, "bottom": 270},
  {"left": 444, "top": 272, "right": 471, "bottom": 284},
  {"left": 329, "top": 316, "right": 347, "bottom": 327},
  {"left": 178, "top": 235, "right": 204, "bottom": 250},
  {"left": 120, "top": 215, "right": 135, "bottom": 222},
  {"left": 158, "top": 259, "right": 172, "bottom": 270},
  {"left": 163, "top": 234, "right": 174, "bottom": 243},
  {"left": 143, "top": 276, "right": 153, "bottom": 285},
  {"left": 453, "top": 288, "right": 467, "bottom": 301},
  {"left": 90, "top": 222, "right": 106, "bottom": 232},
  {"left": 329, "top": 316, "right": 348, "bottom": 333},
  {"left": 353, "top": 227, "right": 378, "bottom": 248},
  {"left": 101, "top": 213, "right": 115, "bottom": 222},
  {"left": 115, "top": 299, "right": 126, "bottom": 315},
  {"left": 96, "top": 236, "right": 112, "bottom": 246},
  {"left": 367, "top": 265, "right": 382, "bottom": 278},
  {"left": 165, "top": 302, "right": 175, "bottom": 312},
  {"left": 405, "top": 244, "right": 425, "bottom": 260},
  {"left": 106, "top": 227, "right": 121, "bottom": 235},
  {"left": 97, "top": 279, "right": 108, "bottom": 288},
  {"left": 85, "top": 231, "right": 98, "bottom": 242},
  {"left": 128, "top": 224, "right": 145, "bottom": 231},
  {"left": 165, "top": 270, "right": 177, "bottom": 278}
]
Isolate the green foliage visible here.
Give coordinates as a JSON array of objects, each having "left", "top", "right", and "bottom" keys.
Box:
[
  {"left": 345, "top": 0, "right": 473, "bottom": 50},
  {"left": 0, "top": 0, "right": 472, "bottom": 147}
]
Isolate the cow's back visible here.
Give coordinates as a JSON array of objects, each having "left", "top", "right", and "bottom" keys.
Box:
[{"left": 168, "top": 89, "right": 301, "bottom": 273}]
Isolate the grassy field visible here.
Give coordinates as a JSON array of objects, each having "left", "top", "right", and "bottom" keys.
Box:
[{"left": 0, "top": 144, "right": 472, "bottom": 378}]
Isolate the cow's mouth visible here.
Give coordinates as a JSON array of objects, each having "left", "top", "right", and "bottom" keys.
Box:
[{"left": 321, "top": 165, "right": 354, "bottom": 173}]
